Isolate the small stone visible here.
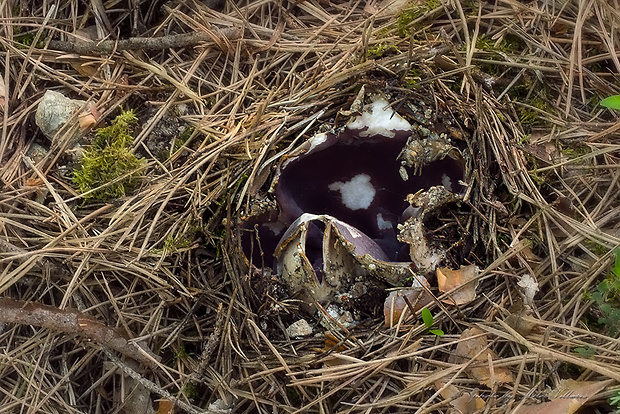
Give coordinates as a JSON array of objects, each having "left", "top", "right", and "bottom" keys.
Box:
[
  {"left": 320, "top": 304, "right": 355, "bottom": 330},
  {"left": 35, "top": 90, "right": 87, "bottom": 142},
  {"left": 26, "top": 143, "right": 48, "bottom": 163},
  {"left": 207, "top": 398, "right": 231, "bottom": 413},
  {"left": 286, "top": 319, "right": 313, "bottom": 338}
]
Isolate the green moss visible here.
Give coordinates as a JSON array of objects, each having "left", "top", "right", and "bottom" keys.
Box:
[
  {"left": 366, "top": 43, "right": 400, "bottom": 59},
  {"left": 573, "top": 346, "right": 596, "bottom": 358},
  {"left": 182, "top": 383, "right": 199, "bottom": 400},
  {"left": 583, "top": 239, "right": 609, "bottom": 256},
  {"left": 404, "top": 65, "right": 422, "bottom": 88},
  {"left": 559, "top": 142, "right": 590, "bottom": 159},
  {"left": 162, "top": 234, "right": 194, "bottom": 253},
  {"left": 476, "top": 34, "right": 525, "bottom": 54},
  {"left": 14, "top": 31, "right": 37, "bottom": 47},
  {"left": 519, "top": 134, "right": 531, "bottom": 145},
  {"left": 396, "top": 0, "right": 440, "bottom": 37},
  {"left": 73, "top": 110, "right": 144, "bottom": 202},
  {"left": 514, "top": 95, "right": 552, "bottom": 127}
]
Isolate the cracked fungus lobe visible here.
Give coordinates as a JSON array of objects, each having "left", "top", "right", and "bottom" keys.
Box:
[{"left": 241, "top": 96, "right": 465, "bottom": 304}]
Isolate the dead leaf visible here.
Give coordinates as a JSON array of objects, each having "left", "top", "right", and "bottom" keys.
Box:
[
  {"left": 517, "top": 274, "right": 539, "bottom": 306},
  {"left": 317, "top": 332, "right": 351, "bottom": 367},
  {"left": 78, "top": 102, "right": 100, "bottom": 129},
  {"left": 449, "top": 327, "right": 514, "bottom": 387},
  {"left": 435, "top": 381, "right": 486, "bottom": 414},
  {"left": 437, "top": 265, "right": 480, "bottom": 306},
  {"left": 505, "top": 312, "right": 538, "bottom": 337},
  {"left": 364, "top": 0, "right": 409, "bottom": 16},
  {"left": 384, "top": 287, "right": 432, "bottom": 327},
  {"left": 0, "top": 75, "right": 6, "bottom": 109},
  {"left": 514, "top": 379, "right": 613, "bottom": 414},
  {"left": 66, "top": 26, "right": 100, "bottom": 76},
  {"left": 24, "top": 177, "right": 45, "bottom": 187},
  {"left": 156, "top": 399, "right": 175, "bottom": 414}
]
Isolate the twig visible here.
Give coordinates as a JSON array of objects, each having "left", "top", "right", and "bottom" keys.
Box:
[
  {"left": 0, "top": 298, "right": 160, "bottom": 369},
  {"left": 193, "top": 303, "right": 224, "bottom": 380},
  {"left": 46, "top": 29, "right": 241, "bottom": 55}
]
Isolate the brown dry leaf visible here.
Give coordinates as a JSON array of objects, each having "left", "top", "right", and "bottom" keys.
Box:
[
  {"left": 435, "top": 381, "right": 486, "bottom": 414},
  {"left": 65, "top": 26, "right": 100, "bottom": 76},
  {"left": 383, "top": 287, "right": 432, "bottom": 327},
  {"left": 505, "top": 312, "right": 538, "bottom": 337},
  {"left": 437, "top": 264, "right": 480, "bottom": 305},
  {"left": 24, "top": 177, "right": 45, "bottom": 187},
  {"left": 522, "top": 142, "right": 565, "bottom": 165},
  {"left": 318, "top": 332, "right": 351, "bottom": 367},
  {"left": 78, "top": 102, "right": 101, "bottom": 129},
  {"left": 0, "top": 74, "right": 6, "bottom": 109},
  {"left": 117, "top": 363, "right": 154, "bottom": 414},
  {"left": 514, "top": 379, "right": 613, "bottom": 414},
  {"left": 363, "top": 0, "right": 408, "bottom": 16},
  {"left": 450, "top": 327, "right": 514, "bottom": 387},
  {"left": 156, "top": 399, "right": 175, "bottom": 414}
]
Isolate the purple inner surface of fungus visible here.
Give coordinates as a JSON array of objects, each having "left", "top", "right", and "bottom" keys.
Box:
[
  {"left": 274, "top": 128, "right": 463, "bottom": 260},
  {"left": 242, "top": 126, "right": 464, "bottom": 269}
]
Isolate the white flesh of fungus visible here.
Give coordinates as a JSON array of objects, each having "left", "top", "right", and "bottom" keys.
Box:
[
  {"left": 347, "top": 97, "right": 411, "bottom": 138},
  {"left": 328, "top": 173, "right": 376, "bottom": 211}
]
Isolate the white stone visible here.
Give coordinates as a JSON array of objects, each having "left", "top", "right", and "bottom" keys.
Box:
[
  {"left": 35, "top": 90, "right": 86, "bottom": 142},
  {"left": 286, "top": 319, "right": 313, "bottom": 338}
]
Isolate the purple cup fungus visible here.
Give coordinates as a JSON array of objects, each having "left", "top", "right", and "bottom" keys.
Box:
[{"left": 240, "top": 93, "right": 466, "bottom": 311}]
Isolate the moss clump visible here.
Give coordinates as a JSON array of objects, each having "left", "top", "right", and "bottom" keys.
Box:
[
  {"left": 73, "top": 110, "right": 144, "bottom": 202},
  {"left": 475, "top": 34, "right": 525, "bottom": 54},
  {"left": 559, "top": 142, "right": 591, "bottom": 159},
  {"left": 366, "top": 43, "right": 400, "bottom": 59},
  {"left": 396, "top": 0, "right": 440, "bottom": 37},
  {"left": 404, "top": 65, "right": 423, "bottom": 88}
]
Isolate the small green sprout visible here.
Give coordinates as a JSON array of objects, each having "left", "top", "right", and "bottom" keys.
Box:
[
  {"left": 421, "top": 307, "right": 444, "bottom": 336},
  {"left": 588, "top": 248, "right": 620, "bottom": 337},
  {"left": 610, "top": 388, "right": 620, "bottom": 411},
  {"left": 396, "top": 0, "right": 440, "bottom": 37},
  {"left": 600, "top": 95, "right": 620, "bottom": 110}
]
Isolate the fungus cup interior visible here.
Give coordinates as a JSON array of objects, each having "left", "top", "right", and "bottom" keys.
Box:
[{"left": 241, "top": 98, "right": 465, "bottom": 294}]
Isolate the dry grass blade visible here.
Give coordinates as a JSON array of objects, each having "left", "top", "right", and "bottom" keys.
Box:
[{"left": 0, "top": 0, "right": 619, "bottom": 412}]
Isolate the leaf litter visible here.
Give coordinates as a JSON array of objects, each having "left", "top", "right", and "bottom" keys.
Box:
[{"left": 0, "top": 0, "right": 619, "bottom": 412}]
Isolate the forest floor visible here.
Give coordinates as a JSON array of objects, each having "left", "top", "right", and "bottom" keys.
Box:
[{"left": 0, "top": 0, "right": 619, "bottom": 413}]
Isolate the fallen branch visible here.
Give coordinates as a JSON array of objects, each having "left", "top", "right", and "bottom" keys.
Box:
[
  {"left": 46, "top": 29, "right": 241, "bottom": 55},
  {"left": 0, "top": 298, "right": 160, "bottom": 369}
]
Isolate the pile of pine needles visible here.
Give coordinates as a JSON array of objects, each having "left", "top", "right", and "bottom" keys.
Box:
[{"left": 0, "top": 0, "right": 619, "bottom": 412}]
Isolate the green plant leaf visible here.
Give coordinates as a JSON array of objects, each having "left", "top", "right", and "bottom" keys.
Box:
[
  {"left": 429, "top": 329, "right": 444, "bottom": 336},
  {"left": 600, "top": 95, "right": 620, "bottom": 110},
  {"left": 613, "top": 248, "right": 620, "bottom": 277},
  {"left": 598, "top": 280, "right": 610, "bottom": 294},
  {"left": 573, "top": 346, "right": 596, "bottom": 358},
  {"left": 421, "top": 307, "right": 433, "bottom": 328}
]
